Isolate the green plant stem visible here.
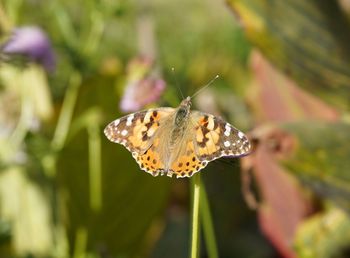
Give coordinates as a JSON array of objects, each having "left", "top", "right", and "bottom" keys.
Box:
[
  {"left": 73, "top": 227, "right": 88, "bottom": 258},
  {"left": 51, "top": 71, "right": 82, "bottom": 152},
  {"left": 43, "top": 71, "right": 81, "bottom": 178},
  {"left": 4, "top": 0, "right": 23, "bottom": 25},
  {"left": 200, "top": 182, "right": 219, "bottom": 258},
  {"left": 44, "top": 71, "right": 82, "bottom": 257},
  {"left": 0, "top": 2, "right": 12, "bottom": 31},
  {"left": 8, "top": 75, "right": 32, "bottom": 154},
  {"left": 82, "top": 10, "right": 105, "bottom": 56},
  {"left": 51, "top": 2, "right": 78, "bottom": 49},
  {"left": 190, "top": 173, "right": 201, "bottom": 258},
  {"left": 87, "top": 122, "right": 102, "bottom": 212}
]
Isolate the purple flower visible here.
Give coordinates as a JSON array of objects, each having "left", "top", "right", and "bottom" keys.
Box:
[
  {"left": 120, "top": 78, "right": 166, "bottom": 112},
  {"left": 119, "top": 57, "right": 166, "bottom": 112},
  {"left": 2, "top": 26, "right": 56, "bottom": 72}
]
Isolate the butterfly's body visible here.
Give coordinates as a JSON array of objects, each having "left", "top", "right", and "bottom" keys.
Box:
[
  {"left": 169, "top": 97, "right": 191, "bottom": 145},
  {"left": 104, "top": 96, "right": 251, "bottom": 178}
]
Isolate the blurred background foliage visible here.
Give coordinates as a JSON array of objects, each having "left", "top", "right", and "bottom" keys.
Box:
[{"left": 0, "top": 0, "right": 350, "bottom": 257}]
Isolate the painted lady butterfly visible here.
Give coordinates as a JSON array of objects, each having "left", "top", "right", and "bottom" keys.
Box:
[{"left": 104, "top": 96, "right": 251, "bottom": 178}]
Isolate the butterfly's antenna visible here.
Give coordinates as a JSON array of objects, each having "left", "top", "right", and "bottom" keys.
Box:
[
  {"left": 191, "top": 75, "right": 219, "bottom": 99},
  {"left": 171, "top": 67, "right": 185, "bottom": 100}
]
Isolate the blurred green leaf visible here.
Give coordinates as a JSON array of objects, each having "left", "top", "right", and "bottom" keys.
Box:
[
  {"left": 0, "top": 167, "right": 54, "bottom": 256},
  {"left": 281, "top": 122, "right": 350, "bottom": 212},
  {"left": 295, "top": 208, "right": 350, "bottom": 258},
  {"left": 0, "top": 219, "right": 11, "bottom": 244},
  {"left": 227, "top": 0, "right": 350, "bottom": 110}
]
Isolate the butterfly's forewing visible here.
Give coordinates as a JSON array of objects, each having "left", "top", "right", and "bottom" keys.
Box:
[
  {"left": 190, "top": 112, "right": 251, "bottom": 162},
  {"left": 104, "top": 108, "right": 174, "bottom": 154},
  {"left": 165, "top": 112, "right": 251, "bottom": 179}
]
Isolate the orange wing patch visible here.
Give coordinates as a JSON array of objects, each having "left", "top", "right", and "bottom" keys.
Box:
[
  {"left": 196, "top": 115, "right": 222, "bottom": 160},
  {"left": 169, "top": 141, "right": 208, "bottom": 178},
  {"left": 133, "top": 138, "right": 166, "bottom": 176},
  {"left": 127, "top": 117, "right": 160, "bottom": 151},
  {"left": 193, "top": 112, "right": 251, "bottom": 161},
  {"left": 104, "top": 108, "right": 173, "bottom": 153}
]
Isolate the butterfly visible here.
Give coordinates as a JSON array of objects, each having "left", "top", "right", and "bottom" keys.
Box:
[{"left": 104, "top": 96, "right": 251, "bottom": 178}]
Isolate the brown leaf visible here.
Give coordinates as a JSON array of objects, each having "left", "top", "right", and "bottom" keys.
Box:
[
  {"left": 248, "top": 51, "right": 340, "bottom": 123},
  {"left": 241, "top": 126, "right": 313, "bottom": 257}
]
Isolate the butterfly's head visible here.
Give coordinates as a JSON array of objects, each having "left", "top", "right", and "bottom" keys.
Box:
[{"left": 180, "top": 96, "right": 191, "bottom": 107}]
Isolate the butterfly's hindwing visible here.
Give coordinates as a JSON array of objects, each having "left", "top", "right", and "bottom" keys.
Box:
[
  {"left": 169, "top": 140, "right": 208, "bottom": 178},
  {"left": 132, "top": 137, "right": 166, "bottom": 177}
]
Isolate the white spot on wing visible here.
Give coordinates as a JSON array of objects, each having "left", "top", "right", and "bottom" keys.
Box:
[
  {"left": 238, "top": 131, "right": 245, "bottom": 139},
  {"left": 121, "top": 129, "right": 128, "bottom": 136},
  {"left": 224, "top": 124, "right": 231, "bottom": 136},
  {"left": 114, "top": 119, "right": 120, "bottom": 126},
  {"left": 126, "top": 114, "right": 134, "bottom": 126},
  {"left": 224, "top": 141, "right": 231, "bottom": 147}
]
